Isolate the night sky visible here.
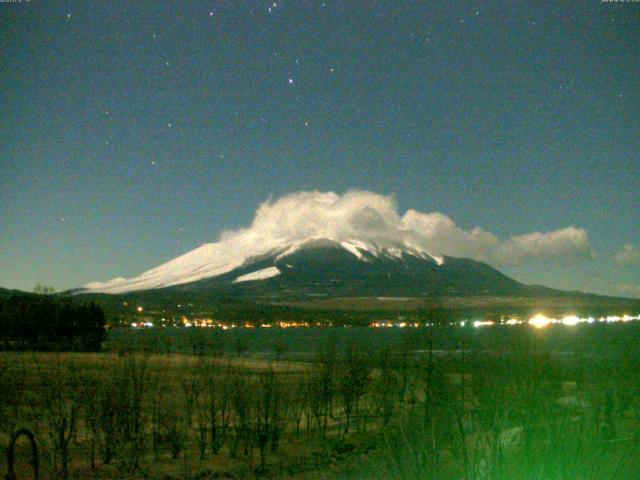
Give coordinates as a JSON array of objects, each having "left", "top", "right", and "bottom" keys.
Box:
[{"left": 1, "top": 1, "right": 638, "bottom": 296}]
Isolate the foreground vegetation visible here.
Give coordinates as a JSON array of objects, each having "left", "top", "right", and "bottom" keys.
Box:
[{"left": 1, "top": 324, "right": 640, "bottom": 479}]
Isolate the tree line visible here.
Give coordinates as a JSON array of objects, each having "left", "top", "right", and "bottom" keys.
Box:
[{"left": 0, "top": 293, "right": 106, "bottom": 351}]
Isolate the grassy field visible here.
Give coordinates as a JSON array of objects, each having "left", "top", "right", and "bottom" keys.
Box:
[{"left": 2, "top": 323, "right": 640, "bottom": 479}]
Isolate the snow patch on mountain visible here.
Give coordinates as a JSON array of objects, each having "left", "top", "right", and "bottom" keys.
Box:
[
  {"left": 385, "top": 246, "right": 403, "bottom": 259},
  {"left": 84, "top": 243, "right": 247, "bottom": 294},
  {"left": 233, "top": 267, "right": 281, "bottom": 283},
  {"left": 340, "top": 241, "right": 364, "bottom": 259}
]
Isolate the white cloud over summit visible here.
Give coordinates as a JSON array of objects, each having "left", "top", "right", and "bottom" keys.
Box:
[{"left": 219, "top": 190, "right": 592, "bottom": 266}]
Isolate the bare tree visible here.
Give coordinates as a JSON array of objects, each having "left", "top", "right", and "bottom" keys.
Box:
[
  {"left": 39, "top": 358, "right": 79, "bottom": 479},
  {"left": 338, "top": 342, "right": 370, "bottom": 434},
  {"left": 374, "top": 349, "right": 399, "bottom": 426}
]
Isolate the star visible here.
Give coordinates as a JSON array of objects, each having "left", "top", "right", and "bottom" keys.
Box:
[
  {"left": 167, "top": 122, "right": 173, "bottom": 128},
  {"left": 304, "top": 120, "right": 309, "bottom": 127},
  {"left": 209, "top": 11, "right": 214, "bottom": 17},
  {"left": 151, "top": 160, "right": 156, "bottom": 166},
  {"left": 288, "top": 78, "right": 294, "bottom": 84},
  {"left": 152, "top": 33, "right": 157, "bottom": 39},
  {"left": 66, "top": 13, "right": 72, "bottom": 19},
  {"left": 165, "top": 61, "right": 171, "bottom": 67}
]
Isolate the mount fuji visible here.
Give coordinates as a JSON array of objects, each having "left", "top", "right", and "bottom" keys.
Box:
[
  {"left": 74, "top": 191, "right": 637, "bottom": 312},
  {"left": 81, "top": 236, "right": 531, "bottom": 299}
]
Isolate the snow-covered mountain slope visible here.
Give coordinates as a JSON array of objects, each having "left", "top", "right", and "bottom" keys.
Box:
[
  {"left": 232, "top": 266, "right": 281, "bottom": 283},
  {"left": 82, "top": 237, "right": 444, "bottom": 294}
]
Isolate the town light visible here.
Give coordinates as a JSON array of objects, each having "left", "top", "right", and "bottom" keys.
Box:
[
  {"left": 529, "top": 314, "right": 552, "bottom": 328},
  {"left": 561, "top": 315, "right": 580, "bottom": 326}
]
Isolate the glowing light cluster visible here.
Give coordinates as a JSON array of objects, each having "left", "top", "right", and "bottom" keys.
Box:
[
  {"left": 275, "top": 321, "right": 311, "bottom": 328},
  {"left": 473, "top": 320, "right": 495, "bottom": 328},
  {"left": 130, "top": 321, "right": 153, "bottom": 328},
  {"left": 370, "top": 321, "right": 420, "bottom": 328},
  {"left": 446, "top": 314, "right": 639, "bottom": 329},
  {"left": 126, "top": 313, "right": 639, "bottom": 330},
  {"left": 561, "top": 315, "right": 580, "bottom": 326},
  {"left": 524, "top": 313, "right": 640, "bottom": 329},
  {"left": 529, "top": 314, "right": 553, "bottom": 328}
]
